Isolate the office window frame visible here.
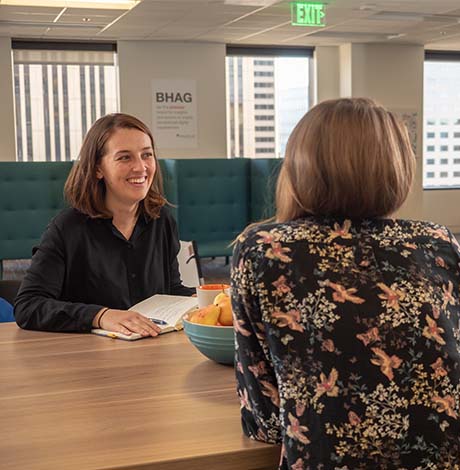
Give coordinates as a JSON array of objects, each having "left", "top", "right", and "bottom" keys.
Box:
[
  {"left": 12, "top": 40, "right": 119, "bottom": 162},
  {"left": 226, "top": 45, "right": 314, "bottom": 159},
  {"left": 424, "top": 50, "right": 460, "bottom": 190}
]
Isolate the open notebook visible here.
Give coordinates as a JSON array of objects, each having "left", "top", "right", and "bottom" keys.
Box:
[{"left": 91, "top": 294, "right": 198, "bottom": 341}]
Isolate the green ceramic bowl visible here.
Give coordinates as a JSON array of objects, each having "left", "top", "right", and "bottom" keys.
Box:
[{"left": 182, "top": 317, "right": 235, "bottom": 365}]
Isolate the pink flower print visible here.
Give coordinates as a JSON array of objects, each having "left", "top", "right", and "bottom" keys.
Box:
[
  {"left": 324, "top": 280, "right": 365, "bottom": 304},
  {"left": 256, "top": 230, "right": 277, "bottom": 244},
  {"left": 266, "top": 242, "right": 292, "bottom": 263},
  {"left": 248, "top": 360, "right": 267, "bottom": 378},
  {"left": 423, "top": 315, "right": 446, "bottom": 345},
  {"left": 370, "top": 348, "right": 402, "bottom": 381},
  {"left": 272, "top": 309, "right": 304, "bottom": 332},
  {"left": 377, "top": 283, "right": 405, "bottom": 311},
  {"left": 286, "top": 413, "right": 310, "bottom": 445},
  {"left": 260, "top": 380, "right": 280, "bottom": 407},
  {"left": 356, "top": 327, "right": 380, "bottom": 346},
  {"left": 315, "top": 368, "right": 339, "bottom": 399},
  {"left": 442, "top": 281, "right": 455, "bottom": 309},
  {"left": 329, "top": 220, "right": 352, "bottom": 241},
  {"left": 272, "top": 275, "right": 291, "bottom": 294}
]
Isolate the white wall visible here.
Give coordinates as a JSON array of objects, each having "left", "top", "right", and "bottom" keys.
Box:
[
  {"left": 118, "top": 41, "right": 227, "bottom": 159},
  {"left": 317, "top": 44, "right": 424, "bottom": 222},
  {"left": 0, "top": 37, "right": 16, "bottom": 161},
  {"left": 315, "top": 46, "right": 340, "bottom": 102}
]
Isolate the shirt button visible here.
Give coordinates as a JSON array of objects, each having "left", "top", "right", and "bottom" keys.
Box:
[{"left": 131, "top": 273, "right": 136, "bottom": 279}]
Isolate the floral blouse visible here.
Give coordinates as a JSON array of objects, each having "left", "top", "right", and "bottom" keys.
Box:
[{"left": 231, "top": 217, "right": 460, "bottom": 470}]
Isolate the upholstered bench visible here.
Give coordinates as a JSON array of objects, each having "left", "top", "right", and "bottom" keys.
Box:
[
  {"left": 0, "top": 158, "right": 282, "bottom": 277},
  {"left": 0, "top": 162, "right": 72, "bottom": 278},
  {"left": 161, "top": 158, "right": 281, "bottom": 258}
]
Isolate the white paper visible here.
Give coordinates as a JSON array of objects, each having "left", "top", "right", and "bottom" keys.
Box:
[{"left": 130, "top": 294, "right": 198, "bottom": 326}]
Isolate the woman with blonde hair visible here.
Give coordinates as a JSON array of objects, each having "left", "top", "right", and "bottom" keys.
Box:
[
  {"left": 15, "top": 113, "right": 193, "bottom": 335},
  {"left": 232, "top": 98, "right": 460, "bottom": 469}
]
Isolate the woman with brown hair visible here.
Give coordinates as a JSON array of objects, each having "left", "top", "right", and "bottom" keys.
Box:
[
  {"left": 232, "top": 98, "right": 460, "bottom": 469},
  {"left": 15, "top": 113, "right": 193, "bottom": 336}
]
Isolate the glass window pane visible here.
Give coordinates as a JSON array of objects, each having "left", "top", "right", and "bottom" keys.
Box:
[
  {"left": 13, "top": 48, "right": 118, "bottom": 162},
  {"left": 226, "top": 55, "right": 311, "bottom": 158},
  {"left": 424, "top": 61, "right": 460, "bottom": 188}
]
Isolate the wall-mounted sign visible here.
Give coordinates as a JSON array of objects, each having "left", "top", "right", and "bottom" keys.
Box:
[
  {"left": 152, "top": 79, "right": 198, "bottom": 149},
  {"left": 290, "top": 2, "right": 326, "bottom": 27}
]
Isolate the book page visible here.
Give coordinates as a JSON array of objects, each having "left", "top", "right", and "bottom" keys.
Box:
[{"left": 129, "top": 295, "right": 197, "bottom": 327}]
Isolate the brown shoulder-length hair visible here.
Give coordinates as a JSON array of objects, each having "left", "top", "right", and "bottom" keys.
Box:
[
  {"left": 276, "top": 97, "right": 415, "bottom": 221},
  {"left": 64, "top": 113, "right": 166, "bottom": 219}
]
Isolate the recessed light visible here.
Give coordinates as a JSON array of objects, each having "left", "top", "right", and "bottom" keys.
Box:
[{"left": 82, "top": 17, "right": 91, "bottom": 22}]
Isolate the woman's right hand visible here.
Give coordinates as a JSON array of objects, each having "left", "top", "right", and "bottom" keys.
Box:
[{"left": 95, "top": 309, "right": 161, "bottom": 337}]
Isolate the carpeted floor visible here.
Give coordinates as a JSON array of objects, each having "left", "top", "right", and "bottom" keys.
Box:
[{"left": 3, "top": 257, "right": 231, "bottom": 285}]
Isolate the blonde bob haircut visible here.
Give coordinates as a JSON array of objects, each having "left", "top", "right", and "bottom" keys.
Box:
[
  {"left": 276, "top": 97, "right": 415, "bottom": 221},
  {"left": 65, "top": 113, "right": 166, "bottom": 219}
]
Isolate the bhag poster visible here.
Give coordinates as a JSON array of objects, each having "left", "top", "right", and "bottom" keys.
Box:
[{"left": 152, "top": 79, "right": 198, "bottom": 148}]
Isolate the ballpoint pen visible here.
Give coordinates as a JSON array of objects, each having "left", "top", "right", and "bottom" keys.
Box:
[{"left": 150, "top": 318, "right": 168, "bottom": 325}]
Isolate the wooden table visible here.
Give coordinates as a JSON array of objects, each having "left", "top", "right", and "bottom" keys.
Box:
[{"left": 0, "top": 324, "right": 280, "bottom": 470}]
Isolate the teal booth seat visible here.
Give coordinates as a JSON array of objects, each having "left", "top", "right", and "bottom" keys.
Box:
[
  {"left": 0, "top": 158, "right": 282, "bottom": 276},
  {"left": 0, "top": 162, "right": 72, "bottom": 278},
  {"left": 160, "top": 158, "right": 282, "bottom": 258}
]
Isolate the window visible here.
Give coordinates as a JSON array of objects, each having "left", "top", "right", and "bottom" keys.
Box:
[
  {"left": 226, "top": 46, "right": 313, "bottom": 158},
  {"left": 424, "top": 56, "right": 460, "bottom": 188},
  {"left": 254, "top": 60, "right": 274, "bottom": 66},
  {"left": 255, "top": 115, "right": 274, "bottom": 121},
  {"left": 426, "top": 159, "right": 435, "bottom": 165},
  {"left": 254, "top": 82, "right": 274, "bottom": 88},
  {"left": 12, "top": 41, "right": 118, "bottom": 162},
  {"left": 454, "top": 171, "right": 460, "bottom": 177}
]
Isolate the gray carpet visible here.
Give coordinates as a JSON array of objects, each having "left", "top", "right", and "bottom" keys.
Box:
[{"left": 3, "top": 257, "right": 231, "bottom": 285}]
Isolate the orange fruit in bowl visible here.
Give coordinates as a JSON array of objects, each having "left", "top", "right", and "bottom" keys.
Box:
[
  {"left": 214, "top": 293, "right": 233, "bottom": 326},
  {"left": 188, "top": 304, "right": 220, "bottom": 326}
]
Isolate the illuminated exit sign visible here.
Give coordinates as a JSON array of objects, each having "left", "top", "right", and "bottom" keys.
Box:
[{"left": 291, "top": 2, "right": 326, "bottom": 27}]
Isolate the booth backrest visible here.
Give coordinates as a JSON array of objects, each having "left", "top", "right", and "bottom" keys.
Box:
[
  {"left": 160, "top": 158, "right": 282, "bottom": 257},
  {"left": 0, "top": 162, "right": 72, "bottom": 273},
  {"left": 0, "top": 158, "right": 282, "bottom": 269}
]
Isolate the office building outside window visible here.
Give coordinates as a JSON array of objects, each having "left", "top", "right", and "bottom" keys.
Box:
[
  {"left": 13, "top": 42, "right": 119, "bottom": 162},
  {"left": 226, "top": 48, "right": 313, "bottom": 158},
  {"left": 424, "top": 54, "right": 460, "bottom": 188}
]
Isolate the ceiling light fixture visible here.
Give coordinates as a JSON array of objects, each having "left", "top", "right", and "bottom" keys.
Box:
[{"left": 0, "top": 0, "right": 140, "bottom": 9}]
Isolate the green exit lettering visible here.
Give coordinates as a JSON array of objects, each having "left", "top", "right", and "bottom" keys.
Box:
[{"left": 291, "top": 2, "right": 326, "bottom": 27}]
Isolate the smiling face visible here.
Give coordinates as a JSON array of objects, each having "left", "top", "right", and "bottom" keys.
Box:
[{"left": 96, "top": 127, "right": 156, "bottom": 212}]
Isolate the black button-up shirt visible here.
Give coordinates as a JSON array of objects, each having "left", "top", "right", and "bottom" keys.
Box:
[{"left": 15, "top": 207, "right": 194, "bottom": 332}]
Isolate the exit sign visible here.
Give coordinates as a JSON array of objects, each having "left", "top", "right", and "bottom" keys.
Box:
[{"left": 291, "top": 2, "right": 326, "bottom": 27}]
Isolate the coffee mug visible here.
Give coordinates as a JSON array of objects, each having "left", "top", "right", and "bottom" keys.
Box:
[{"left": 196, "top": 283, "right": 231, "bottom": 308}]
